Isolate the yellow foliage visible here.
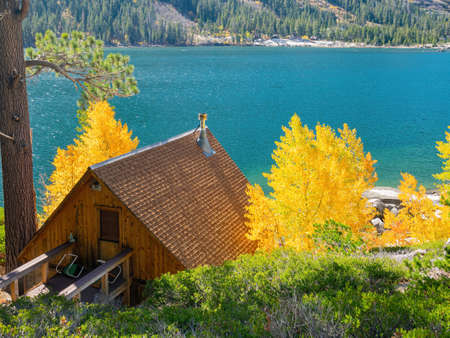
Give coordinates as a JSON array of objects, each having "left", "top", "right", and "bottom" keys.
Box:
[
  {"left": 376, "top": 173, "right": 450, "bottom": 247},
  {"left": 39, "top": 101, "right": 139, "bottom": 223},
  {"left": 246, "top": 114, "right": 377, "bottom": 251},
  {"left": 434, "top": 126, "right": 450, "bottom": 205}
]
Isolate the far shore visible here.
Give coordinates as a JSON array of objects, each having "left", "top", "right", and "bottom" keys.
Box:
[{"left": 105, "top": 37, "right": 450, "bottom": 50}]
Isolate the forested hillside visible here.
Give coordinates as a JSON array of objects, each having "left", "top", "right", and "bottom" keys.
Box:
[{"left": 20, "top": 0, "right": 450, "bottom": 46}]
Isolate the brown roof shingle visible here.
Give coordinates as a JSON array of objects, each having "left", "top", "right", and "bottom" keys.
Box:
[{"left": 91, "top": 129, "right": 257, "bottom": 268}]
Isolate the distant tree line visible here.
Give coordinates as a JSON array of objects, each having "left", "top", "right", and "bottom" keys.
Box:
[
  {"left": 23, "top": 0, "right": 449, "bottom": 46},
  {"left": 23, "top": 0, "right": 189, "bottom": 46}
]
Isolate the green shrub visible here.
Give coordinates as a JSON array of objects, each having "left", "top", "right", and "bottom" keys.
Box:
[
  {"left": 0, "top": 245, "right": 448, "bottom": 337},
  {"left": 396, "top": 328, "right": 438, "bottom": 337},
  {"left": 312, "top": 219, "right": 364, "bottom": 255},
  {"left": 144, "top": 249, "right": 448, "bottom": 337}
]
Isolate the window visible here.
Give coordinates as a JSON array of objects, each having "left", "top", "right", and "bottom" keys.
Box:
[{"left": 99, "top": 209, "right": 119, "bottom": 242}]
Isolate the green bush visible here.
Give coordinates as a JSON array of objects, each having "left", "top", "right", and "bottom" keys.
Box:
[
  {"left": 311, "top": 219, "right": 364, "bottom": 255},
  {"left": 145, "top": 250, "right": 448, "bottom": 337},
  {"left": 0, "top": 246, "right": 448, "bottom": 337}
]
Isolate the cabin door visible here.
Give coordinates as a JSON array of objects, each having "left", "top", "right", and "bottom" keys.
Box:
[{"left": 98, "top": 209, "right": 121, "bottom": 261}]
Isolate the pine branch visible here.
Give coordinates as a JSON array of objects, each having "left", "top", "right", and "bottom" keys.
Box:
[
  {"left": 25, "top": 60, "right": 90, "bottom": 95},
  {"left": 25, "top": 60, "right": 131, "bottom": 100},
  {"left": 25, "top": 31, "right": 139, "bottom": 112}
]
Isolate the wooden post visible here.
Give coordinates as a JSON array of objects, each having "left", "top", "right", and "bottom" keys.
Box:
[
  {"left": 73, "top": 293, "right": 80, "bottom": 302},
  {"left": 41, "top": 262, "right": 48, "bottom": 283},
  {"left": 123, "top": 258, "right": 130, "bottom": 306},
  {"left": 10, "top": 280, "right": 19, "bottom": 301},
  {"left": 101, "top": 274, "right": 109, "bottom": 296}
]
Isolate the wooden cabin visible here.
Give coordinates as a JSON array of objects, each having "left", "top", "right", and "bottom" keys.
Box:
[{"left": 8, "top": 115, "right": 256, "bottom": 304}]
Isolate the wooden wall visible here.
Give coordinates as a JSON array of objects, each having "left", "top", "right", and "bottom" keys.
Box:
[{"left": 20, "top": 172, "right": 185, "bottom": 285}]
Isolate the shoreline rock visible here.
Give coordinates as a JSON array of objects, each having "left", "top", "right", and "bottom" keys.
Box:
[
  {"left": 364, "top": 186, "right": 442, "bottom": 233},
  {"left": 364, "top": 186, "right": 441, "bottom": 205}
]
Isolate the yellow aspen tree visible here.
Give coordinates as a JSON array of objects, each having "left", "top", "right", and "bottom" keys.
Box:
[
  {"left": 39, "top": 101, "right": 139, "bottom": 223},
  {"left": 378, "top": 173, "right": 450, "bottom": 247},
  {"left": 246, "top": 114, "right": 377, "bottom": 251},
  {"left": 434, "top": 126, "right": 450, "bottom": 206}
]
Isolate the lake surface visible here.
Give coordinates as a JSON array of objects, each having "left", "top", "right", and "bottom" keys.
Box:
[{"left": 1, "top": 47, "right": 449, "bottom": 205}]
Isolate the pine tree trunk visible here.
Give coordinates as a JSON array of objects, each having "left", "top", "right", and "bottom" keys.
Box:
[{"left": 0, "top": 1, "right": 37, "bottom": 272}]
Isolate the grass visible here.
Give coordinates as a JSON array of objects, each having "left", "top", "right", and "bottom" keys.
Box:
[{"left": 0, "top": 243, "right": 448, "bottom": 337}]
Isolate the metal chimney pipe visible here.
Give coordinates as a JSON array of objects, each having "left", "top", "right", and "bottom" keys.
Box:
[{"left": 197, "top": 114, "right": 215, "bottom": 157}]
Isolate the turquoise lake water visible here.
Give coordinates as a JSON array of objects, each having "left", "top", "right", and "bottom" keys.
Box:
[{"left": 1, "top": 47, "right": 449, "bottom": 205}]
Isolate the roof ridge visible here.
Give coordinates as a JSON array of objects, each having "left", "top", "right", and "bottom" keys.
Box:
[{"left": 90, "top": 128, "right": 198, "bottom": 170}]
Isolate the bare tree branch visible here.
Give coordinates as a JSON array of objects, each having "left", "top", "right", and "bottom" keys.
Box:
[
  {"left": 19, "top": 0, "right": 30, "bottom": 21},
  {"left": 0, "top": 131, "right": 14, "bottom": 141}
]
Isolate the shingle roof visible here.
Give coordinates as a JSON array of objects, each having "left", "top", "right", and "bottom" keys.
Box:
[{"left": 91, "top": 129, "right": 257, "bottom": 268}]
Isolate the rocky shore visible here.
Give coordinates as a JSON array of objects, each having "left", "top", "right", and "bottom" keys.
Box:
[
  {"left": 364, "top": 186, "right": 442, "bottom": 234},
  {"left": 192, "top": 34, "right": 450, "bottom": 50},
  {"left": 253, "top": 38, "right": 450, "bottom": 49}
]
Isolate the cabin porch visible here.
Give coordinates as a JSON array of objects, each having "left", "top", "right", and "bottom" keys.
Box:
[
  {"left": 0, "top": 241, "right": 133, "bottom": 305},
  {"left": 25, "top": 274, "right": 101, "bottom": 303}
]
